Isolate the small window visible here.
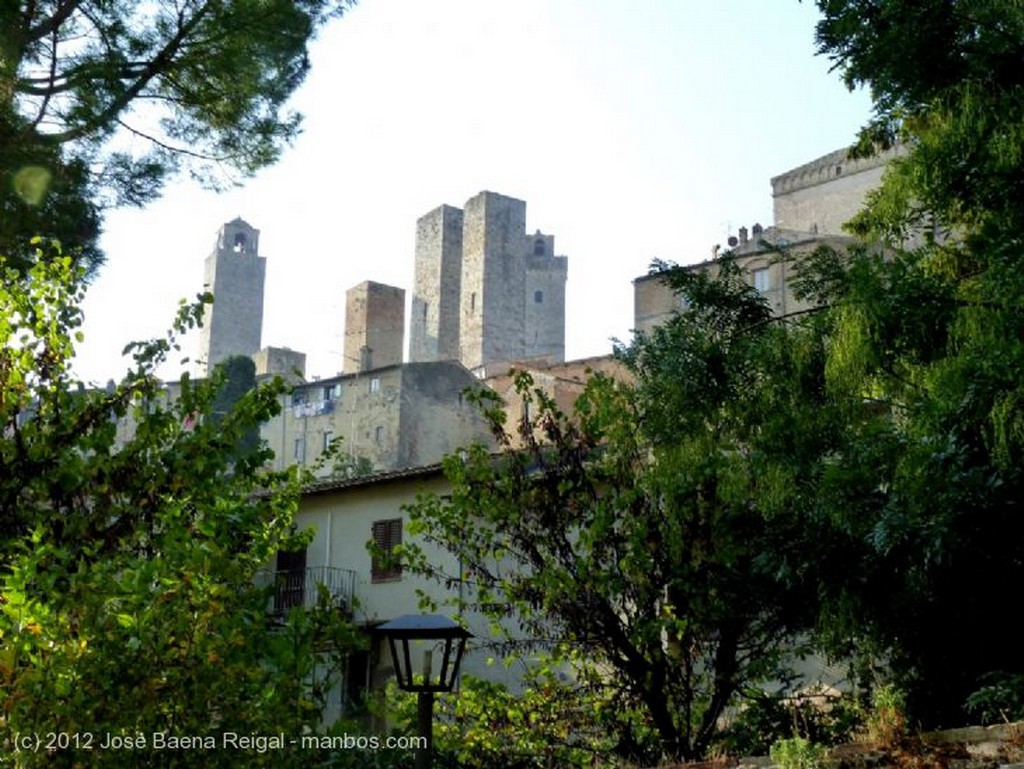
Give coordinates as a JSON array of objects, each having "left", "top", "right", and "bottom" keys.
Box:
[
  {"left": 534, "top": 290, "right": 543, "bottom": 304},
  {"left": 470, "top": 292, "right": 476, "bottom": 313},
  {"left": 371, "top": 518, "right": 402, "bottom": 582},
  {"left": 375, "top": 425, "right": 383, "bottom": 443},
  {"left": 323, "top": 430, "right": 334, "bottom": 452},
  {"left": 323, "top": 385, "right": 335, "bottom": 401},
  {"left": 294, "top": 437, "right": 306, "bottom": 462},
  {"left": 291, "top": 390, "right": 307, "bottom": 406},
  {"left": 534, "top": 238, "right": 545, "bottom": 256},
  {"left": 753, "top": 267, "right": 771, "bottom": 293},
  {"left": 369, "top": 377, "right": 380, "bottom": 394},
  {"left": 422, "top": 301, "right": 428, "bottom": 322}
]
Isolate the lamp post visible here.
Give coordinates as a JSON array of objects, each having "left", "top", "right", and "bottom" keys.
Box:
[{"left": 378, "top": 614, "right": 471, "bottom": 769}]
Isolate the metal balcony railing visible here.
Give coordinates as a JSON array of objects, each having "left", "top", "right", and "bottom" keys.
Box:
[{"left": 254, "top": 566, "right": 357, "bottom": 615}]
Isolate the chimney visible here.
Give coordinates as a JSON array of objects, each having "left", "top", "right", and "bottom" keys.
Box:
[{"left": 739, "top": 226, "right": 749, "bottom": 246}]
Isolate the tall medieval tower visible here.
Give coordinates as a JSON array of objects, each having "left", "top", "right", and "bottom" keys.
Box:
[
  {"left": 410, "top": 205, "right": 463, "bottom": 363},
  {"left": 410, "top": 191, "right": 567, "bottom": 371},
  {"left": 198, "top": 218, "right": 266, "bottom": 377}
]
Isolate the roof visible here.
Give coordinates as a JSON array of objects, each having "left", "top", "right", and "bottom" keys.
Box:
[
  {"left": 633, "top": 228, "right": 849, "bottom": 285},
  {"left": 302, "top": 461, "right": 445, "bottom": 497}
]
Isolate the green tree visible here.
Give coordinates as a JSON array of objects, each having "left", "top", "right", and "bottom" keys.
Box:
[
  {"left": 807, "top": 0, "right": 1024, "bottom": 726},
  {"left": 211, "top": 353, "right": 259, "bottom": 456},
  {"left": 0, "top": 241, "right": 360, "bottom": 767},
  {"left": 384, "top": 670, "right": 636, "bottom": 769},
  {"left": 403, "top": 258, "right": 839, "bottom": 763},
  {"left": 1, "top": 0, "right": 355, "bottom": 274},
  {"left": 815, "top": 0, "right": 1024, "bottom": 239}
]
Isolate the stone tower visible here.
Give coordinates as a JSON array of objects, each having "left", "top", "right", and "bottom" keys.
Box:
[
  {"left": 410, "top": 205, "right": 463, "bottom": 363},
  {"left": 344, "top": 281, "right": 406, "bottom": 373},
  {"left": 409, "top": 191, "right": 567, "bottom": 371},
  {"left": 198, "top": 218, "right": 266, "bottom": 377}
]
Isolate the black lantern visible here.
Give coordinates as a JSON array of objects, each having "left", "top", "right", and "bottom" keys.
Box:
[{"left": 378, "top": 615, "right": 471, "bottom": 769}]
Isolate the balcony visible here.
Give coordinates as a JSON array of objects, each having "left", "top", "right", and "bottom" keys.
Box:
[{"left": 255, "top": 566, "right": 357, "bottom": 616}]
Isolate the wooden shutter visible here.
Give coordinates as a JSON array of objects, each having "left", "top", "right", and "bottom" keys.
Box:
[{"left": 371, "top": 518, "right": 402, "bottom": 582}]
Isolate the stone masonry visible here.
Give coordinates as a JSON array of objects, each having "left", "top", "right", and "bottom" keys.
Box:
[
  {"left": 771, "top": 145, "right": 902, "bottom": 236},
  {"left": 344, "top": 281, "right": 405, "bottom": 374},
  {"left": 198, "top": 217, "right": 266, "bottom": 376},
  {"left": 410, "top": 204, "right": 464, "bottom": 363},
  {"left": 410, "top": 191, "right": 568, "bottom": 371}
]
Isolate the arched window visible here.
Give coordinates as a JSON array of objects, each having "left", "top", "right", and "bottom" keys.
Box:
[{"left": 533, "top": 238, "right": 545, "bottom": 256}]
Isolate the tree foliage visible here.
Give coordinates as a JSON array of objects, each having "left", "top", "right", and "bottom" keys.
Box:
[
  {"left": 0, "top": 242, "right": 359, "bottom": 767},
  {"left": 0, "top": 0, "right": 355, "bottom": 273},
  {"left": 809, "top": 0, "right": 1024, "bottom": 726},
  {"left": 402, "top": 258, "right": 843, "bottom": 763},
  {"left": 815, "top": 0, "right": 1024, "bottom": 238}
]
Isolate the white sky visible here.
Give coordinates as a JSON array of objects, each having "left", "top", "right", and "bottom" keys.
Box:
[{"left": 73, "top": 0, "right": 873, "bottom": 385}]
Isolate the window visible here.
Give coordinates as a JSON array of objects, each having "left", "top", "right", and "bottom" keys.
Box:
[
  {"left": 374, "top": 425, "right": 383, "bottom": 443},
  {"left": 323, "top": 430, "right": 334, "bottom": 453},
  {"left": 534, "top": 238, "right": 545, "bottom": 256},
  {"left": 470, "top": 292, "right": 476, "bottom": 313},
  {"left": 371, "top": 518, "right": 402, "bottom": 582},
  {"left": 291, "top": 390, "right": 307, "bottom": 406},
  {"left": 368, "top": 377, "right": 380, "bottom": 394},
  {"left": 753, "top": 267, "right": 771, "bottom": 293},
  {"left": 534, "top": 290, "right": 543, "bottom": 303},
  {"left": 274, "top": 547, "right": 307, "bottom": 610},
  {"left": 294, "top": 437, "right": 306, "bottom": 462}
]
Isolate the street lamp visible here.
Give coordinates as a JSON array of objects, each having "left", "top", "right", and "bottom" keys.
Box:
[{"left": 378, "top": 614, "right": 471, "bottom": 769}]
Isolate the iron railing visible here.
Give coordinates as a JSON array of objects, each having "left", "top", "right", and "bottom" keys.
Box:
[{"left": 254, "top": 566, "right": 357, "bottom": 615}]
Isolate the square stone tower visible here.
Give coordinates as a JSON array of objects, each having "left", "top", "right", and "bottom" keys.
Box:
[
  {"left": 460, "top": 191, "right": 530, "bottom": 369},
  {"left": 410, "top": 205, "right": 463, "bottom": 362},
  {"left": 344, "top": 281, "right": 406, "bottom": 373},
  {"left": 524, "top": 231, "right": 568, "bottom": 363},
  {"left": 409, "top": 192, "right": 567, "bottom": 371},
  {"left": 198, "top": 218, "right": 266, "bottom": 377}
]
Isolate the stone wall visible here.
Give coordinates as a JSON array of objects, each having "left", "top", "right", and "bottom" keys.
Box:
[
  {"left": 261, "top": 360, "right": 494, "bottom": 475},
  {"left": 771, "top": 147, "right": 902, "bottom": 236},
  {"left": 410, "top": 204, "right": 463, "bottom": 363},
  {"left": 461, "top": 191, "right": 529, "bottom": 368},
  {"left": 633, "top": 230, "right": 854, "bottom": 336},
  {"left": 343, "top": 280, "right": 405, "bottom": 373},
  {"left": 411, "top": 191, "right": 568, "bottom": 371},
  {"left": 198, "top": 218, "right": 266, "bottom": 376},
  {"left": 253, "top": 346, "right": 306, "bottom": 381}
]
